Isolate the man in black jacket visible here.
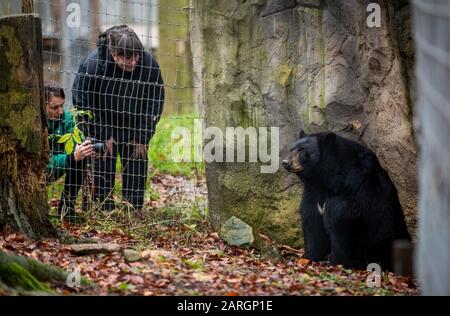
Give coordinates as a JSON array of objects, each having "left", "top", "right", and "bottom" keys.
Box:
[{"left": 72, "top": 25, "right": 164, "bottom": 216}]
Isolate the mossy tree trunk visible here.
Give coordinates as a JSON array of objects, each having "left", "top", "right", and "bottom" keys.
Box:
[
  {"left": 0, "top": 250, "right": 92, "bottom": 294},
  {"left": 0, "top": 250, "right": 64, "bottom": 294},
  {"left": 0, "top": 14, "right": 56, "bottom": 239},
  {"left": 158, "top": 0, "right": 194, "bottom": 115}
]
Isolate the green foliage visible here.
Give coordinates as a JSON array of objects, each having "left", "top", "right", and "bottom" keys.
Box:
[
  {"left": 189, "top": 195, "right": 207, "bottom": 221},
  {"left": 72, "top": 127, "right": 83, "bottom": 144},
  {"left": 111, "top": 282, "right": 136, "bottom": 293},
  {"left": 149, "top": 114, "right": 205, "bottom": 177},
  {"left": 64, "top": 137, "right": 75, "bottom": 155},
  {"left": 57, "top": 133, "right": 72, "bottom": 144},
  {"left": 183, "top": 258, "right": 204, "bottom": 270},
  {"left": 148, "top": 186, "right": 160, "bottom": 201},
  {"left": 70, "top": 109, "right": 94, "bottom": 120},
  {"left": 53, "top": 109, "right": 92, "bottom": 155}
]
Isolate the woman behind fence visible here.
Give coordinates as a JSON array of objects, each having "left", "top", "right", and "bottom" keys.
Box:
[
  {"left": 72, "top": 25, "right": 165, "bottom": 218},
  {"left": 45, "top": 81, "right": 94, "bottom": 220}
]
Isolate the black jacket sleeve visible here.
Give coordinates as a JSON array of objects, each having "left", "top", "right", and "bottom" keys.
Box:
[
  {"left": 72, "top": 52, "right": 102, "bottom": 139},
  {"left": 138, "top": 54, "right": 165, "bottom": 145}
]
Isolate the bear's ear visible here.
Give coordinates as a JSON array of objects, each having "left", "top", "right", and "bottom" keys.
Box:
[
  {"left": 325, "top": 132, "right": 336, "bottom": 143},
  {"left": 299, "top": 129, "right": 306, "bottom": 139}
]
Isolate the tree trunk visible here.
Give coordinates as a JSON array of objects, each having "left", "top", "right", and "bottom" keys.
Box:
[
  {"left": 0, "top": 250, "right": 62, "bottom": 294},
  {"left": 0, "top": 14, "right": 56, "bottom": 239},
  {"left": 21, "top": 0, "right": 34, "bottom": 14},
  {"left": 413, "top": 0, "right": 450, "bottom": 295},
  {"left": 191, "top": 0, "right": 417, "bottom": 247},
  {"left": 159, "top": 0, "right": 194, "bottom": 115}
]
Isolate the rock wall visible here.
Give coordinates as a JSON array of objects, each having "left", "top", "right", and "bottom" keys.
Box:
[{"left": 191, "top": 0, "right": 417, "bottom": 247}]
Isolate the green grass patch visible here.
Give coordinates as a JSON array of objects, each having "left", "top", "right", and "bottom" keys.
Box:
[
  {"left": 183, "top": 258, "right": 204, "bottom": 270},
  {"left": 149, "top": 113, "right": 205, "bottom": 177}
]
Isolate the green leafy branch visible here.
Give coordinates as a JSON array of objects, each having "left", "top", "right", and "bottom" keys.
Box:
[
  {"left": 52, "top": 109, "right": 94, "bottom": 155},
  {"left": 58, "top": 126, "right": 84, "bottom": 155},
  {"left": 72, "top": 109, "right": 94, "bottom": 120}
]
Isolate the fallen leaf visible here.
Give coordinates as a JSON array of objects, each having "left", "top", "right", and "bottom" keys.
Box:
[
  {"left": 296, "top": 258, "right": 311, "bottom": 266},
  {"left": 335, "top": 287, "right": 345, "bottom": 294},
  {"left": 122, "top": 275, "right": 144, "bottom": 285},
  {"left": 192, "top": 272, "right": 214, "bottom": 282},
  {"left": 154, "top": 279, "right": 170, "bottom": 288}
]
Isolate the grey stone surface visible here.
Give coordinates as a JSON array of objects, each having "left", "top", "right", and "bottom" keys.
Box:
[
  {"left": 191, "top": 0, "right": 417, "bottom": 247},
  {"left": 123, "top": 249, "right": 141, "bottom": 263},
  {"left": 220, "top": 216, "right": 255, "bottom": 246}
]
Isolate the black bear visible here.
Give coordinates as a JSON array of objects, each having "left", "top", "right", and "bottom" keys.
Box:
[{"left": 282, "top": 131, "right": 411, "bottom": 270}]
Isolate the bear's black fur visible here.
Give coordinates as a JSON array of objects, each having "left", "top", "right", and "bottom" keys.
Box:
[{"left": 282, "top": 131, "right": 411, "bottom": 270}]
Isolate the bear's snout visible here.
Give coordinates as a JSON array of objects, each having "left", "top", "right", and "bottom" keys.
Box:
[{"left": 283, "top": 156, "right": 303, "bottom": 173}]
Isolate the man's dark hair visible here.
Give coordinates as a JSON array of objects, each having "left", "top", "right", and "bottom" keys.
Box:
[
  {"left": 44, "top": 80, "right": 65, "bottom": 102},
  {"left": 107, "top": 25, "right": 143, "bottom": 58}
]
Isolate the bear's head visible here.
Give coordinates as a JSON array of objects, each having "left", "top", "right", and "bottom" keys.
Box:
[
  {"left": 282, "top": 130, "right": 333, "bottom": 178},
  {"left": 283, "top": 130, "right": 380, "bottom": 190}
]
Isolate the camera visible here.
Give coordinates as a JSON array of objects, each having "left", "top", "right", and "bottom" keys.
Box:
[{"left": 86, "top": 137, "right": 106, "bottom": 154}]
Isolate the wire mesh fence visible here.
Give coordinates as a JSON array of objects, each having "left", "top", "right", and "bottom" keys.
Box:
[{"left": 3, "top": 0, "right": 206, "bottom": 224}]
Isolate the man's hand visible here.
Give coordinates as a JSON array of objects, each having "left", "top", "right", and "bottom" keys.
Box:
[
  {"left": 132, "top": 140, "right": 147, "bottom": 159},
  {"left": 74, "top": 139, "right": 94, "bottom": 161}
]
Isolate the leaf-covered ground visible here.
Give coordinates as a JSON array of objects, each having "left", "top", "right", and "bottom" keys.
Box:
[{"left": 2, "top": 174, "right": 419, "bottom": 296}]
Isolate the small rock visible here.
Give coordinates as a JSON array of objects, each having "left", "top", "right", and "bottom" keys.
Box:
[
  {"left": 68, "top": 243, "right": 121, "bottom": 255},
  {"left": 123, "top": 249, "right": 141, "bottom": 262},
  {"left": 261, "top": 245, "right": 283, "bottom": 263},
  {"left": 220, "top": 216, "right": 254, "bottom": 246},
  {"left": 140, "top": 250, "right": 177, "bottom": 261}
]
